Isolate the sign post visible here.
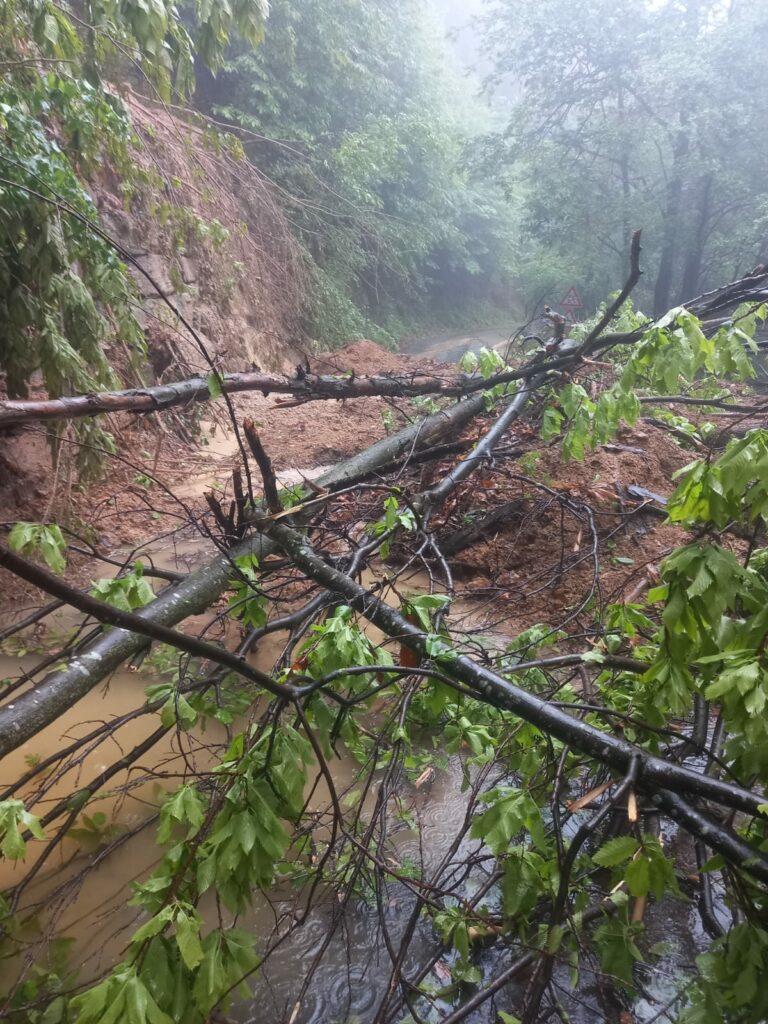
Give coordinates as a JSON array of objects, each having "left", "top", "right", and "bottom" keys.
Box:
[{"left": 559, "top": 286, "right": 584, "bottom": 324}]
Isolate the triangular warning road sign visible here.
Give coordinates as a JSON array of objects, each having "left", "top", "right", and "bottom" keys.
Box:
[{"left": 560, "top": 286, "right": 584, "bottom": 309}]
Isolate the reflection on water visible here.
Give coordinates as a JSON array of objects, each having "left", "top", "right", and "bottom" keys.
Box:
[
  {"left": 0, "top": 504, "right": 717, "bottom": 1024},
  {"left": 401, "top": 328, "right": 515, "bottom": 367},
  {"left": 247, "top": 757, "right": 475, "bottom": 1024}
]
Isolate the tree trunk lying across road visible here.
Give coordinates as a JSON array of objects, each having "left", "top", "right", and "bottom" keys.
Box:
[
  {"left": 0, "top": 390, "right": 492, "bottom": 759},
  {"left": 1, "top": 265, "right": 765, "bottom": 429},
  {"left": 0, "top": 361, "right": 569, "bottom": 428},
  {"left": 262, "top": 517, "right": 768, "bottom": 880}
]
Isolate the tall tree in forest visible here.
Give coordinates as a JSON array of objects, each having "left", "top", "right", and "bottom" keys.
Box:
[
  {"left": 480, "top": 0, "right": 768, "bottom": 312},
  {"left": 204, "top": 0, "right": 519, "bottom": 343}
]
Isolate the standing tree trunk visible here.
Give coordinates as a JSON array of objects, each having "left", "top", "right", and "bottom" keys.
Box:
[
  {"left": 653, "top": 124, "right": 690, "bottom": 317},
  {"left": 618, "top": 86, "right": 632, "bottom": 248},
  {"left": 679, "top": 172, "right": 713, "bottom": 302}
]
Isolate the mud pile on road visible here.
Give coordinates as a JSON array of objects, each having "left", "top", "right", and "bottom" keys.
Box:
[
  {"left": 421, "top": 420, "right": 694, "bottom": 634},
  {"left": 278, "top": 343, "right": 710, "bottom": 638},
  {"left": 229, "top": 340, "right": 454, "bottom": 470},
  {"left": 0, "top": 340, "right": 719, "bottom": 638}
]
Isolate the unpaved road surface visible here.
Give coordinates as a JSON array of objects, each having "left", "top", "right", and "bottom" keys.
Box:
[{"left": 401, "top": 326, "right": 516, "bottom": 364}]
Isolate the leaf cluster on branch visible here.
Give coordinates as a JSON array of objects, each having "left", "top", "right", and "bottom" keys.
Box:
[{"left": 3, "top": 240, "right": 768, "bottom": 1022}]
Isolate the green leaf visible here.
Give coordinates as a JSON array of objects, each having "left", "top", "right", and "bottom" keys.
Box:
[
  {"left": 158, "top": 785, "right": 206, "bottom": 844},
  {"left": 129, "top": 912, "right": 170, "bottom": 946},
  {"left": 39, "top": 527, "right": 67, "bottom": 573},
  {"left": 40, "top": 996, "right": 67, "bottom": 1024},
  {"left": 0, "top": 799, "right": 46, "bottom": 860},
  {"left": 160, "top": 694, "right": 198, "bottom": 730},
  {"left": 234, "top": 810, "right": 258, "bottom": 854},
  {"left": 581, "top": 649, "right": 605, "bottom": 664},
  {"left": 625, "top": 855, "right": 650, "bottom": 897},
  {"left": 8, "top": 522, "right": 66, "bottom": 573},
  {"left": 403, "top": 593, "right": 450, "bottom": 630},
  {"left": 541, "top": 406, "right": 564, "bottom": 441},
  {"left": 502, "top": 848, "right": 545, "bottom": 918},
  {"left": 175, "top": 909, "right": 204, "bottom": 970},
  {"left": 699, "top": 853, "right": 725, "bottom": 873},
  {"left": 470, "top": 788, "right": 543, "bottom": 855},
  {"left": 593, "top": 836, "right": 640, "bottom": 867},
  {"left": 459, "top": 350, "right": 478, "bottom": 373},
  {"left": 593, "top": 917, "right": 643, "bottom": 987},
  {"left": 1, "top": 822, "right": 25, "bottom": 860},
  {"left": 207, "top": 372, "right": 223, "bottom": 398}
]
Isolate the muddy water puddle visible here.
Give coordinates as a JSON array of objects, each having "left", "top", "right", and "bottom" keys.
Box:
[
  {"left": 0, "top": 447, "right": 707, "bottom": 1023},
  {"left": 1, "top": 592, "right": 704, "bottom": 1024},
  {"left": 0, "top": 538, "right": 513, "bottom": 1024},
  {"left": 250, "top": 756, "right": 481, "bottom": 1024},
  {"left": 172, "top": 419, "right": 334, "bottom": 500},
  {"left": 0, "top": 645, "right": 478, "bottom": 1023}
]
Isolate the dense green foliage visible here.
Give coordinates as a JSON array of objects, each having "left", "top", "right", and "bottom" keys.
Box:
[
  {"left": 480, "top": 0, "right": 768, "bottom": 313},
  {"left": 204, "top": 0, "right": 519, "bottom": 344},
  {"left": 0, "top": 0, "right": 266, "bottom": 473},
  {"left": 5, "top": 306, "right": 768, "bottom": 1022}
]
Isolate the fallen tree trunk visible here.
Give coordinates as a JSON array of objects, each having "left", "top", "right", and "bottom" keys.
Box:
[
  {"left": 0, "top": 359, "right": 573, "bottom": 429},
  {"left": 0, "top": 370, "right": 467, "bottom": 427},
  {"left": 262, "top": 518, "right": 768, "bottom": 879},
  {"left": 2, "top": 266, "right": 764, "bottom": 430},
  {"left": 0, "top": 543, "right": 294, "bottom": 699},
  {"left": 0, "top": 391, "right": 493, "bottom": 759}
]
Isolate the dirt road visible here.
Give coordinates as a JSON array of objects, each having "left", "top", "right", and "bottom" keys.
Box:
[{"left": 400, "top": 326, "right": 517, "bottom": 364}]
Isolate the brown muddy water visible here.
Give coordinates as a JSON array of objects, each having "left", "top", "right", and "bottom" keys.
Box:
[
  {"left": 0, "top": 434, "right": 495, "bottom": 1024},
  {"left": 0, "top": 568, "right": 488, "bottom": 1023},
  {"left": 0, "top": 409, "right": 715, "bottom": 1022}
]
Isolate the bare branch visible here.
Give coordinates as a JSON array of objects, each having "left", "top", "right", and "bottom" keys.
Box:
[
  {"left": 262, "top": 518, "right": 768, "bottom": 829},
  {"left": 243, "top": 418, "right": 282, "bottom": 514},
  {"left": 583, "top": 228, "right": 643, "bottom": 351},
  {"left": 0, "top": 542, "right": 296, "bottom": 700}
]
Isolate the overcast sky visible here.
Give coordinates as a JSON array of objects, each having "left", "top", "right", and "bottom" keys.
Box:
[{"left": 429, "top": 0, "right": 486, "bottom": 70}]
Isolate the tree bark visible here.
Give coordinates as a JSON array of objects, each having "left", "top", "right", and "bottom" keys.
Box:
[
  {"left": 0, "top": 391, "right": 492, "bottom": 759},
  {"left": 679, "top": 172, "right": 713, "bottom": 302},
  {"left": 0, "top": 361, "right": 572, "bottom": 429},
  {"left": 653, "top": 124, "right": 690, "bottom": 317}
]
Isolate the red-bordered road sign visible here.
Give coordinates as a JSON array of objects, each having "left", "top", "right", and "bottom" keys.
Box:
[
  {"left": 559, "top": 286, "right": 584, "bottom": 323},
  {"left": 560, "top": 286, "right": 584, "bottom": 310}
]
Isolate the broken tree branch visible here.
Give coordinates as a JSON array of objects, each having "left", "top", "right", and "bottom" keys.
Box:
[
  {"left": 422, "top": 376, "right": 546, "bottom": 514},
  {"left": 243, "top": 418, "right": 281, "bottom": 513},
  {"left": 0, "top": 542, "right": 296, "bottom": 701},
  {"left": 583, "top": 229, "right": 643, "bottom": 352},
  {"left": 0, "top": 361, "right": 576, "bottom": 428},
  {"left": 261, "top": 518, "right": 768, "bottom": 830},
  {"left": 0, "top": 390, "right": 494, "bottom": 759}
]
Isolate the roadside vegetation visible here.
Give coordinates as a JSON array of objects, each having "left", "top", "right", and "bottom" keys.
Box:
[{"left": 2, "top": 3, "right": 768, "bottom": 1024}]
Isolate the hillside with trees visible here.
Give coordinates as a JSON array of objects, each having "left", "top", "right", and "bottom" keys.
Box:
[
  {"left": 478, "top": 0, "right": 768, "bottom": 312},
  {"left": 2, "top": 3, "right": 768, "bottom": 1024}
]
